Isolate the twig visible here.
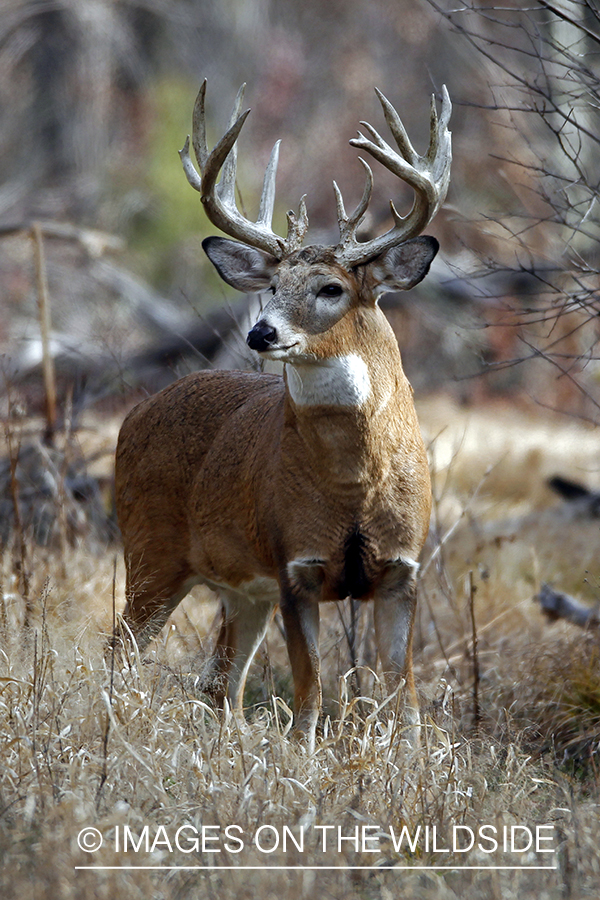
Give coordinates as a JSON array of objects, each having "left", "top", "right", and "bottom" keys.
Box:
[
  {"left": 96, "top": 557, "right": 118, "bottom": 808},
  {"left": 4, "top": 415, "right": 31, "bottom": 623},
  {"left": 468, "top": 571, "right": 480, "bottom": 732},
  {"left": 31, "top": 222, "right": 57, "bottom": 444}
]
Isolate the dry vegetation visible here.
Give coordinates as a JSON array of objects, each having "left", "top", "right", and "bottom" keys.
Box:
[
  {"left": 2, "top": 2, "right": 600, "bottom": 897},
  {"left": 1, "top": 399, "right": 599, "bottom": 900}
]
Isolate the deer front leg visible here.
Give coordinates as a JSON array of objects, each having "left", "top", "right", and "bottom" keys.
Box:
[
  {"left": 280, "top": 560, "right": 324, "bottom": 752},
  {"left": 373, "top": 557, "right": 420, "bottom": 739}
]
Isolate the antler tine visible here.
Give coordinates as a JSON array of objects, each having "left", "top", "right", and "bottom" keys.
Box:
[
  {"left": 179, "top": 136, "right": 202, "bottom": 193},
  {"left": 429, "top": 85, "right": 452, "bottom": 176},
  {"left": 179, "top": 81, "right": 250, "bottom": 200},
  {"left": 334, "top": 158, "right": 374, "bottom": 250},
  {"left": 180, "top": 82, "right": 309, "bottom": 258},
  {"left": 333, "top": 180, "right": 347, "bottom": 224},
  {"left": 191, "top": 79, "right": 209, "bottom": 171},
  {"left": 337, "top": 86, "right": 452, "bottom": 267},
  {"left": 374, "top": 87, "right": 418, "bottom": 166},
  {"left": 257, "top": 140, "right": 281, "bottom": 228},
  {"left": 217, "top": 83, "right": 246, "bottom": 209},
  {"left": 285, "top": 195, "right": 309, "bottom": 249}
]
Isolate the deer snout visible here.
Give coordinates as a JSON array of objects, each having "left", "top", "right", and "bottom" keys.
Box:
[{"left": 247, "top": 321, "right": 277, "bottom": 352}]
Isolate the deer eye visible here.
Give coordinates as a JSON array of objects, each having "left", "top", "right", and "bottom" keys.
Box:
[{"left": 318, "top": 284, "right": 343, "bottom": 299}]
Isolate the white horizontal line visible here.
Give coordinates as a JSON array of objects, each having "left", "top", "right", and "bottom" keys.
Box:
[{"left": 75, "top": 865, "right": 558, "bottom": 871}]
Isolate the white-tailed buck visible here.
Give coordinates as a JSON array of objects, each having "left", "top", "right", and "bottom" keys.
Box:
[{"left": 115, "top": 81, "right": 451, "bottom": 750}]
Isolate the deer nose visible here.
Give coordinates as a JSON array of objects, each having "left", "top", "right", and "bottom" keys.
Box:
[{"left": 247, "top": 321, "right": 277, "bottom": 352}]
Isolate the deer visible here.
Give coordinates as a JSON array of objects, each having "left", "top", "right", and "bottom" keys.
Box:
[{"left": 114, "top": 80, "right": 451, "bottom": 751}]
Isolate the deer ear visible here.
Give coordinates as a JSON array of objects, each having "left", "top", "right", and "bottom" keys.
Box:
[
  {"left": 203, "top": 236, "right": 279, "bottom": 292},
  {"left": 367, "top": 236, "right": 439, "bottom": 294}
]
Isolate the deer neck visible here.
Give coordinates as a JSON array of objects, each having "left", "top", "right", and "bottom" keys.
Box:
[
  {"left": 285, "top": 353, "right": 373, "bottom": 408},
  {"left": 282, "top": 309, "right": 415, "bottom": 486},
  {"left": 285, "top": 306, "right": 408, "bottom": 412}
]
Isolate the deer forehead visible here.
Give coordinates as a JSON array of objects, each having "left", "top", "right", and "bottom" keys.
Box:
[{"left": 272, "top": 251, "right": 363, "bottom": 297}]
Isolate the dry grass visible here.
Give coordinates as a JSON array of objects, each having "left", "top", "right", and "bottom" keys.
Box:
[{"left": 1, "top": 397, "right": 600, "bottom": 899}]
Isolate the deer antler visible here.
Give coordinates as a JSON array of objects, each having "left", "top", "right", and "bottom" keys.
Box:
[
  {"left": 335, "top": 86, "right": 452, "bottom": 266},
  {"left": 179, "top": 81, "right": 308, "bottom": 258},
  {"left": 181, "top": 82, "right": 450, "bottom": 266}
]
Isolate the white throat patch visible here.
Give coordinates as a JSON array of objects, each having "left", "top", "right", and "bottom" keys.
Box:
[{"left": 287, "top": 354, "right": 371, "bottom": 407}]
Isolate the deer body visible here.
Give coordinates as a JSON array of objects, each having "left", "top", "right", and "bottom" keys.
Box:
[{"left": 115, "top": 83, "right": 451, "bottom": 749}]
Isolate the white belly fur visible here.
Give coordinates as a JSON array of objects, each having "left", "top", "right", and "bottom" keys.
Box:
[{"left": 183, "top": 573, "right": 280, "bottom": 605}]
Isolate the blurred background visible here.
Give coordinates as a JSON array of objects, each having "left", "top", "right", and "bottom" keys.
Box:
[{"left": 0, "top": 0, "right": 599, "bottom": 422}]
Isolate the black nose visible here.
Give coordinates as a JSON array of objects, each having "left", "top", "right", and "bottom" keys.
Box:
[{"left": 247, "top": 321, "right": 277, "bottom": 352}]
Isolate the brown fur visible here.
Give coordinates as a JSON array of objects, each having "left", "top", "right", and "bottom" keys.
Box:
[{"left": 115, "top": 241, "right": 434, "bottom": 750}]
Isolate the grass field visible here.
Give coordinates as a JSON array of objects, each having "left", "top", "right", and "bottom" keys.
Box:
[{"left": 1, "top": 396, "right": 599, "bottom": 899}]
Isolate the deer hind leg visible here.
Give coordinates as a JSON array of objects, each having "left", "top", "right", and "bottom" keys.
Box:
[
  {"left": 373, "top": 557, "right": 420, "bottom": 739},
  {"left": 203, "top": 591, "right": 276, "bottom": 714},
  {"left": 117, "top": 550, "right": 196, "bottom": 654}
]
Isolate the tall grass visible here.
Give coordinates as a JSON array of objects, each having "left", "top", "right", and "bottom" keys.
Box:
[{"left": 1, "top": 401, "right": 600, "bottom": 898}]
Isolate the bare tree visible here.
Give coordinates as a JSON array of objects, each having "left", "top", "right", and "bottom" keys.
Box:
[{"left": 429, "top": 0, "right": 600, "bottom": 422}]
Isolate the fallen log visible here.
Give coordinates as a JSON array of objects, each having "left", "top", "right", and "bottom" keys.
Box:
[{"left": 537, "top": 583, "right": 600, "bottom": 630}]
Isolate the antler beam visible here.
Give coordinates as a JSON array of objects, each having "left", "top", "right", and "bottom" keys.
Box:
[
  {"left": 335, "top": 86, "right": 452, "bottom": 267},
  {"left": 180, "top": 81, "right": 451, "bottom": 267},
  {"left": 179, "top": 81, "right": 308, "bottom": 258}
]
